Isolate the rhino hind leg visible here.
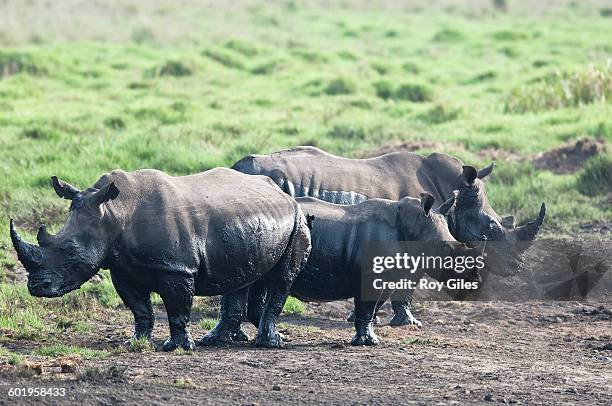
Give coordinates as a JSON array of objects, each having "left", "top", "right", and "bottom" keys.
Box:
[
  {"left": 157, "top": 274, "right": 196, "bottom": 352},
  {"left": 197, "top": 287, "right": 250, "bottom": 346},
  {"left": 255, "top": 214, "right": 311, "bottom": 348},
  {"left": 110, "top": 270, "right": 155, "bottom": 344},
  {"left": 388, "top": 295, "right": 422, "bottom": 328}
]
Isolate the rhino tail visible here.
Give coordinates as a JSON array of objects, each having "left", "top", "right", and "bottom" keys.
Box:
[
  {"left": 275, "top": 207, "right": 312, "bottom": 292},
  {"left": 305, "top": 213, "right": 315, "bottom": 230}
]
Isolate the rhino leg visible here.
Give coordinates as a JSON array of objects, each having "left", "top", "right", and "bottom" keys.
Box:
[
  {"left": 110, "top": 270, "right": 154, "bottom": 342},
  {"left": 389, "top": 293, "right": 422, "bottom": 328},
  {"left": 197, "top": 287, "right": 249, "bottom": 346},
  {"left": 351, "top": 299, "right": 380, "bottom": 346},
  {"left": 347, "top": 307, "right": 382, "bottom": 324},
  {"left": 246, "top": 278, "right": 268, "bottom": 328},
  {"left": 255, "top": 216, "right": 311, "bottom": 348},
  {"left": 157, "top": 274, "right": 196, "bottom": 352}
]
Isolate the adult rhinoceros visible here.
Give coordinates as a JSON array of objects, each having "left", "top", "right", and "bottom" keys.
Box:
[
  {"left": 232, "top": 146, "right": 546, "bottom": 326},
  {"left": 10, "top": 168, "right": 311, "bottom": 350},
  {"left": 246, "top": 194, "right": 485, "bottom": 346}
]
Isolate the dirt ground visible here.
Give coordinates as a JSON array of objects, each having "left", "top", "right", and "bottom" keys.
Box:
[{"left": 1, "top": 299, "right": 610, "bottom": 405}]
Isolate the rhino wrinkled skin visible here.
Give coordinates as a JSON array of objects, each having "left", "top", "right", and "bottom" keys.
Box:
[
  {"left": 10, "top": 168, "right": 311, "bottom": 350},
  {"left": 233, "top": 146, "right": 546, "bottom": 326}
]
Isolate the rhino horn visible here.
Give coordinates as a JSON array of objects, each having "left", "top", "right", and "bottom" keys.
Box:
[
  {"left": 513, "top": 202, "right": 546, "bottom": 242},
  {"left": 10, "top": 219, "right": 43, "bottom": 272}
]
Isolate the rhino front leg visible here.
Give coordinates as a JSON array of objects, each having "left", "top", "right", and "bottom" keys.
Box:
[
  {"left": 110, "top": 270, "right": 154, "bottom": 342},
  {"left": 351, "top": 299, "right": 380, "bottom": 346},
  {"left": 197, "top": 287, "right": 249, "bottom": 346},
  {"left": 157, "top": 274, "right": 196, "bottom": 352},
  {"left": 389, "top": 293, "right": 422, "bottom": 328}
]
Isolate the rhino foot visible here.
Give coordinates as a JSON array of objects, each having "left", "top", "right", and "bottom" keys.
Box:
[
  {"left": 163, "top": 333, "right": 196, "bottom": 352},
  {"left": 347, "top": 311, "right": 380, "bottom": 325},
  {"left": 389, "top": 313, "right": 422, "bottom": 328},
  {"left": 350, "top": 331, "right": 380, "bottom": 346},
  {"left": 231, "top": 328, "right": 250, "bottom": 342},
  {"left": 254, "top": 331, "right": 283, "bottom": 348}
]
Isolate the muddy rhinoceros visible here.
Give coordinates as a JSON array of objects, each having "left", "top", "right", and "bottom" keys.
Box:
[
  {"left": 243, "top": 193, "right": 485, "bottom": 346},
  {"left": 10, "top": 168, "right": 311, "bottom": 350},
  {"left": 232, "top": 146, "right": 546, "bottom": 325}
]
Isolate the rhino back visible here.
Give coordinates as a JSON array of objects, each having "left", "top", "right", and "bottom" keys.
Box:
[
  {"left": 233, "top": 146, "right": 464, "bottom": 206},
  {"left": 100, "top": 168, "right": 295, "bottom": 292},
  {"left": 291, "top": 197, "right": 399, "bottom": 301}
]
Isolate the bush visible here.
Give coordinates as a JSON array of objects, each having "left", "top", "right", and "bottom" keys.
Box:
[
  {"left": 157, "top": 60, "right": 193, "bottom": 77},
  {"left": 202, "top": 48, "right": 245, "bottom": 70},
  {"left": 506, "top": 65, "right": 612, "bottom": 113}
]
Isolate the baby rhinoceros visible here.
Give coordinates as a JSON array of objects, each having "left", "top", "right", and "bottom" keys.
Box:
[
  {"left": 245, "top": 193, "right": 484, "bottom": 346},
  {"left": 10, "top": 168, "right": 311, "bottom": 351}
]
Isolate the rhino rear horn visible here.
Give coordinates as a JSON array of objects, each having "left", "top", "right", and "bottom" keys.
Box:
[
  {"left": 51, "top": 176, "right": 80, "bottom": 200},
  {"left": 477, "top": 162, "right": 495, "bottom": 180},
  {"left": 10, "top": 219, "right": 43, "bottom": 272}
]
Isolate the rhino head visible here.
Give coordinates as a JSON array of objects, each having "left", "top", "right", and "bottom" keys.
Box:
[
  {"left": 397, "top": 193, "right": 486, "bottom": 283},
  {"left": 451, "top": 164, "right": 546, "bottom": 274},
  {"left": 10, "top": 176, "right": 119, "bottom": 297}
]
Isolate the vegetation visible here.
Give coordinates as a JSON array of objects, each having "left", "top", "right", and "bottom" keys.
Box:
[
  {"left": 0, "top": 0, "right": 609, "bottom": 349},
  {"left": 282, "top": 296, "right": 306, "bottom": 316}
]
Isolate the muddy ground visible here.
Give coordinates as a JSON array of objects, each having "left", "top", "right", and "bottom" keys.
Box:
[{"left": 1, "top": 299, "right": 610, "bottom": 405}]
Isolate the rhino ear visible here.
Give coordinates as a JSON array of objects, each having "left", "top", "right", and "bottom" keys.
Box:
[
  {"left": 477, "top": 162, "right": 495, "bottom": 180},
  {"left": 51, "top": 176, "right": 80, "bottom": 200},
  {"left": 420, "top": 193, "right": 435, "bottom": 216},
  {"left": 88, "top": 182, "right": 120, "bottom": 207},
  {"left": 438, "top": 192, "right": 457, "bottom": 216},
  {"left": 462, "top": 166, "right": 478, "bottom": 184}
]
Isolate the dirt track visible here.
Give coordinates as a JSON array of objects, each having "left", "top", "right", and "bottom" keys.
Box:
[{"left": 1, "top": 300, "right": 610, "bottom": 405}]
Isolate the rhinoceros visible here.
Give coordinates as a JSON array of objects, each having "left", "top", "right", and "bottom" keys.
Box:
[
  {"left": 232, "top": 146, "right": 546, "bottom": 326},
  {"left": 244, "top": 193, "right": 484, "bottom": 345},
  {"left": 10, "top": 168, "right": 311, "bottom": 350}
]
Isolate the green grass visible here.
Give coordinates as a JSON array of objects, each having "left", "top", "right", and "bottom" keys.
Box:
[
  {"left": 282, "top": 296, "right": 306, "bottom": 316},
  {"left": 197, "top": 317, "right": 218, "bottom": 331},
  {"left": 0, "top": 0, "right": 610, "bottom": 286},
  {"left": 34, "top": 344, "right": 109, "bottom": 359}
]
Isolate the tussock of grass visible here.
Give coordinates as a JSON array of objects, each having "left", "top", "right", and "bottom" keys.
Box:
[
  {"left": 35, "top": 344, "right": 109, "bottom": 359},
  {"left": 202, "top": 48, "right": 245, "bottom": 70},
  {"left": 432, "top": 28, "right": 464, "bottom": 43},
  {"left": 394, "top": 83, "right": 433, "bottom": 102},
  {"left": 0, "top": 52, "right": 41, "bottom": 78},
  {"left": 373, "top": 81, "right": 433, "bottom": 102},
  {"left": 578, "top": 154, "right": 612, "bottom": 196},
  {"left": 282, "top": 296, "right": 305, "bottom": 315},
  {"left": 327, "top": 125, "right": 366, "bottom": 140},
  {"left": 506, "top": 65, "right": 612, "bottom": 113},
  {"left": 197, "top": 318, "right": 218, "bottom": 331},
  {"left": 402, "top": 337, "right": 437, "bottom": 346},
  {"left": 127, "top": 336, "right": 154, "bottom": 353},
  {"left": 154, "top": 60, "right": 194, "bottom": 77},
  {"left": 418, "top": 104, "right": 461, "bottom": 124},
  {"left": 324, "top": 78, "right": 356, "bottom": 95},
  {"left": 78, "top": 365, "right": 127, "bottom": 382}
]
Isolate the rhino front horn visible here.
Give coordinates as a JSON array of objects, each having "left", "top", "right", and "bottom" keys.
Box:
[
  {"left": 514, "top": 202, "right": 546, "bottom": 242},
  {"left": 10, "top": 219, "right": 43, "bottom": 272}
]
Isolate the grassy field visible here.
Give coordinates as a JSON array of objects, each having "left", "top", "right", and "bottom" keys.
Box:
[{"left": 0, "top": 0, "right": 611, "bottom": 360}]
